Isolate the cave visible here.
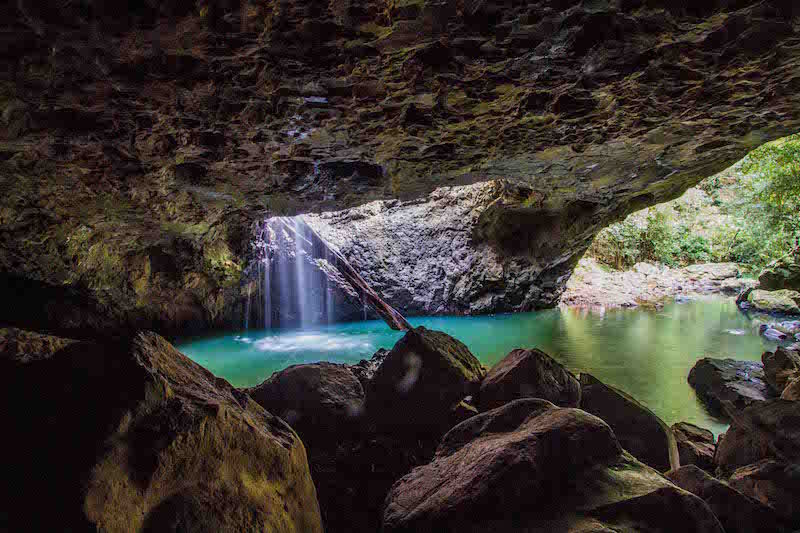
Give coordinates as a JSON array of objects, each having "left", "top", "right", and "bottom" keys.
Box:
[{"left": 2, "top": 0, "right": 800, "bottom": 531}]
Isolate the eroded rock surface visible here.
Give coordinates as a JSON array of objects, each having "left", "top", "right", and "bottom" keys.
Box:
[
  {"left": 382, "top": 399, "right": 722, "bottom": 533},
  {"left": 763, "top": 346, "right": 800, "bottom": 394},
  {"left": 2, "top": 0, "right": 800, "bottom": 332},
  {"left": 0, "top": 329, "right": 322, "bottom": 532},
  {"left": 728, "top": 459, "right": 800, "bottom": 525}
]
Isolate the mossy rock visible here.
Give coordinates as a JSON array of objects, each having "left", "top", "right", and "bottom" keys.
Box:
[
  {"left": 759, "top": 260, "right": 800, "bottom": 292},
  {"left": 748, "top": 289, "right": 800, "bottom": 315},
  {"left": 0, "top": 330, "right": 322, "bottom": 533}
]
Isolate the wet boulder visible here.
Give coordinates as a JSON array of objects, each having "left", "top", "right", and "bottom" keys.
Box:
[
  {"left": 382, "top": 399, "right": 723, "bottom": 533},
  {"left": 728, "top": 459, "right": 800, "bottom": 526},
  {"left": 762, "top": 346, "right": 800, "bottom": 394},
  {"left": 666, "top": 465, "right": 792, "bottom": 533},
  {"left": 476, "top": 348, "right": 580, "bottom": 410},
  {"left": 0, "top": 330, "right": 322, "bottom": 533},
  {"left": 672, "top": 422, "right": 716, "bottom": 472},
  {"left": 365, "top": 326, "right": 485, "bottom": 432},
  {"left": 246, "top": 362, "right": 366, "bottom": 447},
  {"left": 688, "top": 358, "right": 775, "bottom": 417},
  {"left": 715, "top": 400, "right": 800, "bottom": 474},
  {"left": 579, "top": 373, "right": 678, "bottom": 471}
]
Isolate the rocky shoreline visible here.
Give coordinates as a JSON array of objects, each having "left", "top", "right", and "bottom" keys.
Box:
[
  {"left": 4, "top": 324, "right": 799, "bottom": 532},
  {"left": 561, "top": 258, "right": 757, "bottom": 310}
]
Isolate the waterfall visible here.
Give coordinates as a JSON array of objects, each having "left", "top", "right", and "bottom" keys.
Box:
[{"left": 245, "top": 215, "right": 411, "bottom": 331}]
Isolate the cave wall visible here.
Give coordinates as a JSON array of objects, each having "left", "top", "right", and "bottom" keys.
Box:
[{"left": 1, "top": 0, "right": 800, "bottom": 334}]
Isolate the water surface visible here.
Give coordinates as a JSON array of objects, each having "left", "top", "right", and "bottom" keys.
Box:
[{"left": 177, "top": 297, "right": 783, "bottom": 435}]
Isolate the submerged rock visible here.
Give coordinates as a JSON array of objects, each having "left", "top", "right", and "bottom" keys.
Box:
[
  {"left": 672, "top": 422, "right": 716, "bottom": 472},
  {"left": 715, "top": 400, "right": 800, "bottom": 474},
  {"left": 366, "top": 326, "right": 485, "bottom": 432},
  {"left": 666, "top": 465, "right": 792, "bottom": 533},
  {"left": 579, "top": 373, "right": 678, "bottom": 471},
  {"left": 382, "top": 399, "right": 723, "bottom": 533},
  {"left": 688, "top": 358, "right": 775, "bottom": 417},
  {"left": 0, "top": 330, "right": 322, "bottom": 533},
  {"left": 748, "top": 289, "right": 800, "bottom": 315},
  {"left": 477, "top": 348, "right": 580, "bottom": 410}
]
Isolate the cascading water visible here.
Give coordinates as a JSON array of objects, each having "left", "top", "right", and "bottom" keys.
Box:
[{"left": 242, "top": 215, "right": 411, "bottom": 331}]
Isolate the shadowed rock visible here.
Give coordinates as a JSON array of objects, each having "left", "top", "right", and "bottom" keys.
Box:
[
  {"left": 672, "top": 422, "right": 716, "bottom": 472},
  {"left": 763, "top": 346, "right": 800, "bottom": 394},
  {"left": 366, "top": 326, "right": 485, "bottom": 432},
  {"left": 688, "top": 357, "right": 775, "bottom": 418},
  {"left": 715, "top": 400, "right": 800, "bottom": 475},
  {"left": 382, "top": 399, "right": 722, "bottom": 533},
  {"left": 580, "top": 373, "right": 679, "bottom": 471},
  {"left": 0, "top": 329, "right": 322, "bottom": 533},
  {"left": 728, "top": 459, "right": 800, "bottom": 526},
  {"left": 477, "top": 348, "right": 580, "bottom": 410},
  {"left": 246, "top": 362, "right": 366, "bottom": 446},
  {"left": 666, "top": 465, "right": 792, "bottom": 533}
]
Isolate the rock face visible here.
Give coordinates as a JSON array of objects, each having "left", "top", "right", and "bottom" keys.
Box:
[
  {"left": 763, "top": 347, "right": 800, "bottom": 394},
  {"left": 246, "top": 362, "right": 366, "bottom": 446},
  {"left": 0, "top": 330, "right": 322, "bottom": 532},
  {"left": 666, "top": 465, "right": 791, "bottom": 533},
  {"left": 477, "top": 348, "right": 580, "bottom": 410},
  {"left": 307, "top": 181, "right": 572, "bottom": 314},
  {"left": 3, "top": 0, "right": 800, "bottom": 333},
  {"left": 579, "top": 373, "right": 678, "bottom": 471},
  {"left": 672, "top": 422, "right": 716, "bottom": 472},
  {"left": 0, "top": 326, "right": 77, "bottom": 362},
  {"left": 728, "top": 460, "right": 800, "bottom": 525},
  {"left": 366, "top": 326, "right": 485, "bottom": 432},
  {"left": 688, "top": 358, "right": 775, "bottom": 417},
  {"left": 714, "top": 400, "right": 800, "bottom": 474},
  {"left": 748, "top": 289, "right": 800, "bottom": 315},
  {"left": 782, "top": 376, "right": 800, "bottom": 400},
  {"left": 759, "top": 260, "right": 800, "bottom": 292},
  {"left": 382, "top": 399, "right": 723, "bottom": 533}
]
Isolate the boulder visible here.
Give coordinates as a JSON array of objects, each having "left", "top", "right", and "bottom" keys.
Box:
[
  {"left": 715, "top": 400, "right": 800, "bottom": 474},
  {"left": 246, "top": 362, "right": 366, "bottom": 446},
  {"left": 672, "top": 422, "right": 716, "bottom": 472},
  {"left": 762, "top": 347, "right": 800, "bottom": 394},
  {"left": 0, "top": 330, "right": 322, "bottom": 533},
  {"left": 728, "top": 459, "right": 800, "bottom": 525},
  {"left": 365, "top": 326, "right": 485, "bottom": 432},
  {"left": 748, "top": 289, "right": 800, "bottom": 315},
  {"left": 759, "top": 260, "right": 800, "bottom": 292},
  {"left": 666, "top": 465, "right": 791, "bottom": 533},
  {"left": 688, "top": 358, "right": 774, "bottom": 417},
  {"left": 382, "top": 399, "right": 723, "bottom": 533},
  {"left": 579, "top": 374, "right": 678, "bottom": 471},
  {"left": 476, "top": 348, "right": 580, "bottom": 410}
]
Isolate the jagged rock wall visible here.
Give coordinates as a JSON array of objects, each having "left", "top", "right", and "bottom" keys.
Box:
[
  {"left": 2, "top": 0, "right": 800, "bottom": 333},
  {"left": 307, "top": 180, "right": 574, "bottom": 315}
]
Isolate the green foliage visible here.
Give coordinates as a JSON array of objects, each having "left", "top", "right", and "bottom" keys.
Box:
[{"left": 589, "top": 133, "right": 800, "bottom": 271}]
